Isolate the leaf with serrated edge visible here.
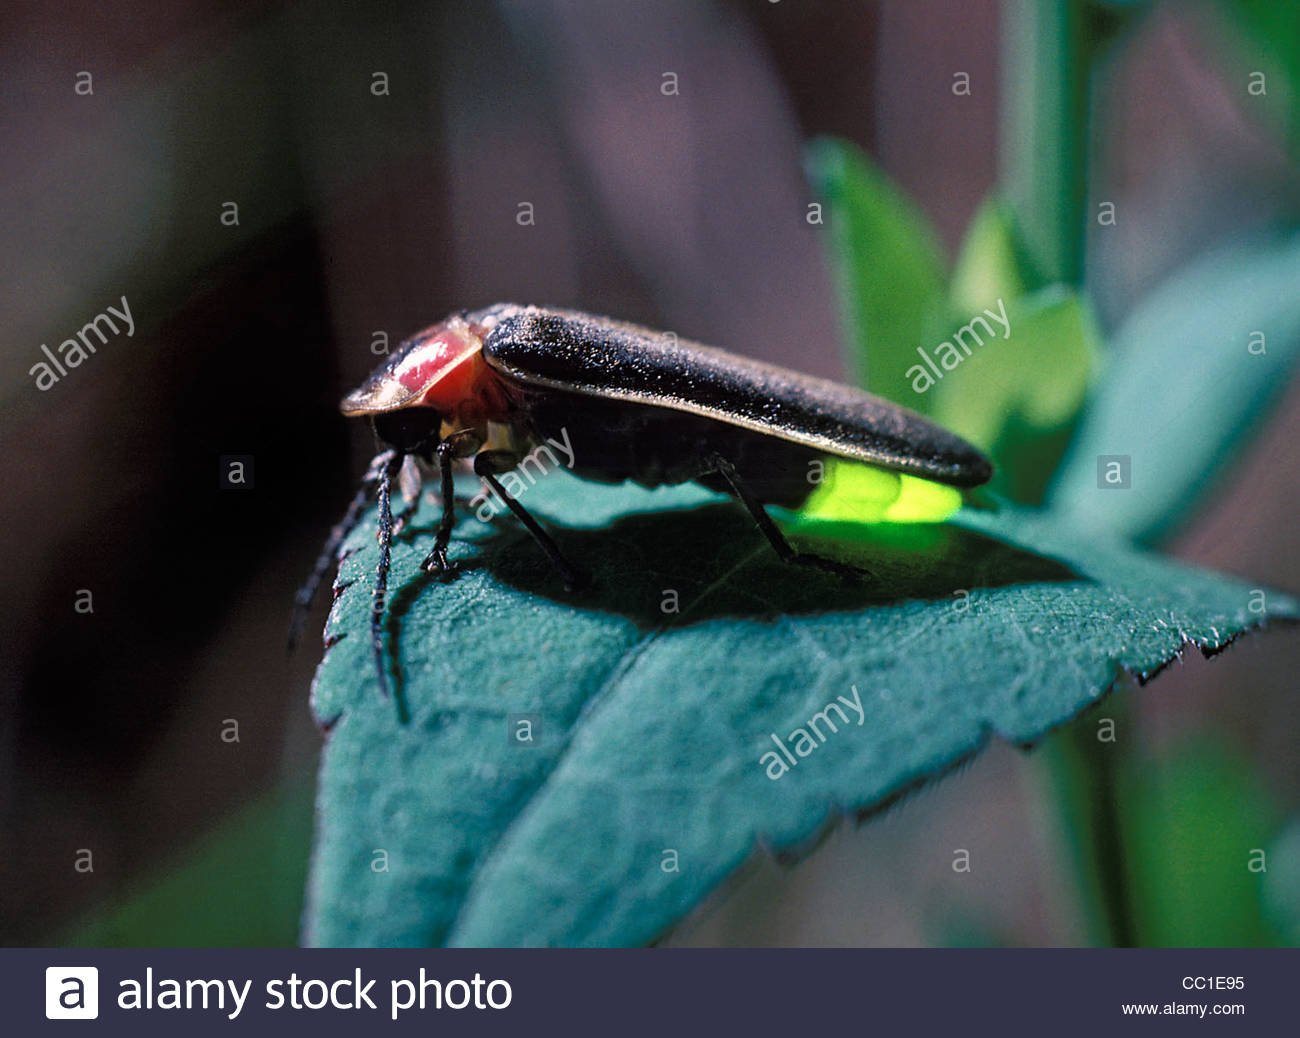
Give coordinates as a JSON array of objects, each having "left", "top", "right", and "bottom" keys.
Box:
[{"left": 304, "top": 473, "right": 1295, "bottom": 947}]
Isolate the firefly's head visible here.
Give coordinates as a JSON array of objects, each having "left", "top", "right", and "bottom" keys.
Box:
[{"left": 340, "top": 307, "right": 515, "bottom": 456}]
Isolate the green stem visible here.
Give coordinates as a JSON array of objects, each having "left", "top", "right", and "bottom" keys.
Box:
[
  {"left": 999, "top": 0, "right": 1089, "bottom": 287},
  {"left": 1001, "top": 0, "right": 1136, "bottom": 946},
  {"left": 1043, "top": 701, "right": 1138, "bottom": 946}
]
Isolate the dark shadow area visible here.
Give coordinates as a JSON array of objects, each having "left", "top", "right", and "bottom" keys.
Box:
[{"left": 390, "top": 502, "right": 1083, "bottom": 632}]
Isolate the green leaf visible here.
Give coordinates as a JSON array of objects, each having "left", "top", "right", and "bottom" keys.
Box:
[
  {"left": 805, "top": 136, "right": 949, "bottom": 407},
  {"left": 930, "top": 197, "right": 1099, "bottom": 506},
  {"left": 931, "top": 286, "right": 1100, "bottom": 505},
  {"left": 1214, "top": 1, "right": 1300, "bottom": 155},
  {"left": 1047, "top": 232, "right": 1300, "bottom": 545},
  {"left": 304, "top": 474, "right": 1295, "bottom": 947},
  {"left": 949, "top": 199, "right": 1029, "bottom": 316},
  {"left": 1118, "top": 739, "right": 1280, "bottom": 946},
  {"left": 63, "top": 782, "right": 313, "bottom": 947}
]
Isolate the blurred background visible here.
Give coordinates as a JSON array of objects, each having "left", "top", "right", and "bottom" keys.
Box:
[{"left": 0, "top": 0, "right": 1296, "bottom": 946}]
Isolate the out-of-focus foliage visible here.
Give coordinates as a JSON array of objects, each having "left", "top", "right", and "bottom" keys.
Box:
[
  {"left": 805, "top": 137, "right": 949, "bottom": 409},
  {"left": 809, "top": 145, "right": 1100, "bottom": 506},
  {"left": 809, "top": 131, "right": 1298, "bottom": 951},
  {"left": 1262, "top": 816, "right": 1300, "bottom": 944},
  {"left": 1215, "top": 0, "right": 1300, "bottom": 156},
  {"left": 933, "top": 286, "right": 1099, "bottom": 505},
  {"left": 1049, "top": 232, "right": 1300, "bottom": 545},
  {"left": 938, "top": 200, "right": 1098, "bottom": 504},
  {"left": 1119, "top": 740, "right": 1281, "bottom": 946},
  {"left": 64, "top": 783, "right": 313, "bottom": 947},
  {"left": 949, "top": 200, "right": 1030, "bottom": 315}
]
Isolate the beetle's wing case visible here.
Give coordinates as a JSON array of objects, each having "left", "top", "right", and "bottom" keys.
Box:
[{"left": 479, "top": 305, "right": 992, "bottom": 488}]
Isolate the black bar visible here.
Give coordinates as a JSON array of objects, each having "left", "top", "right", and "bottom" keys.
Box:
[{"left": 15, "top": 948, "right": 1286, "bottom": 1034}]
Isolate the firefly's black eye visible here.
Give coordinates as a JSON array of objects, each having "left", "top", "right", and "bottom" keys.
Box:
[{"left": 372, "top": 408, "right": 442, "bottom": 452}]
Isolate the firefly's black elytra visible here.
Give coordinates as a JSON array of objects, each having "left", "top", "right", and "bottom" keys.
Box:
[{"left": 291, "top": 304, "right": 993, "bottom": 697}]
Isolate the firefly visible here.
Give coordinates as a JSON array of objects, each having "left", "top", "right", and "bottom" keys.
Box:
[{"left": 292, "top": 304, "right": 993, "bottom": 697}]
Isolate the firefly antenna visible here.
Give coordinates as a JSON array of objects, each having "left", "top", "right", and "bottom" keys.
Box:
[
  {"left": 288, "top": 449, "right": 397, "bottom": 651},
  {"left": 370, "top": 450, "right": 404, "bottom": 700}
]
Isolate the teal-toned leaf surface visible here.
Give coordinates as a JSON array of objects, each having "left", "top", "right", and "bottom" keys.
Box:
[
  {"left": 805, "top": 137, "right": 949, "bottom": 407},
  {"left": 304, "top": 473, "right": 1295, "bottom": 947},
  {"left": 1048, "top": 232, "right": 1300, "bottom": 545}
]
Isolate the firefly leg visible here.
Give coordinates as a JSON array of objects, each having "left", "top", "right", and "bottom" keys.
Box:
[
  {"left": 708, "top": 453, "right": 864, "bottom": 582},
  {"left": 289, "top": 448, "right": 397, "bottom": 650},
  {"left": 368, "top": 450, "right": 406, "bottom": 699},
  {"left": 392, "top": 455, "right": 424, "bottom": 534},
  {"left": 420, "top": 440, "right": 460, "bottom": 579},
  {"left": 473, "top": 450, "right": 589, "bottom": 590},
  {"left": 393, "top": 499, "right": 419, "bottom": 533}
]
